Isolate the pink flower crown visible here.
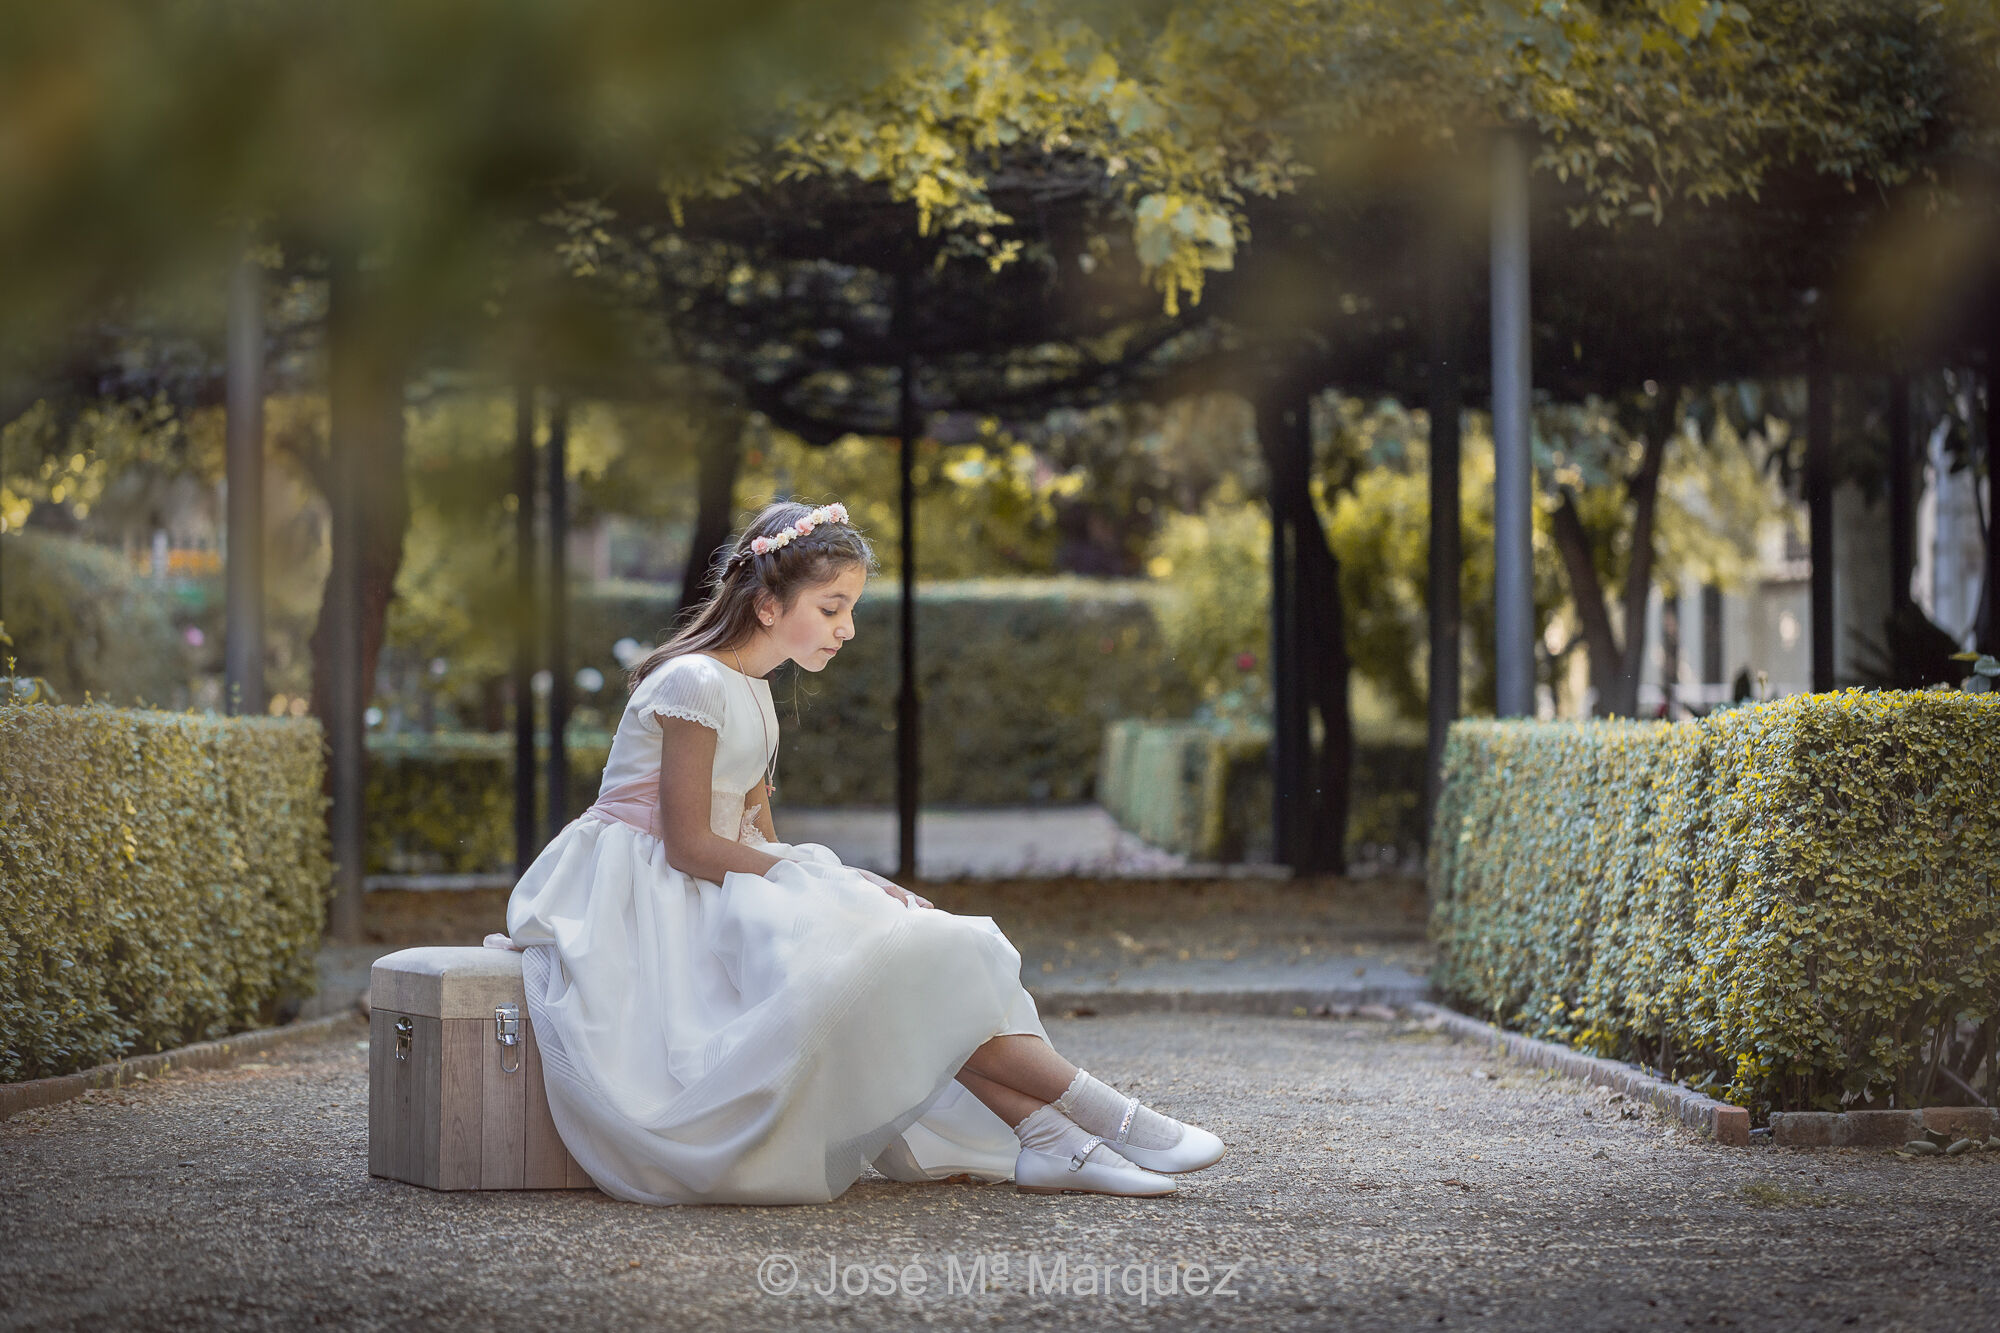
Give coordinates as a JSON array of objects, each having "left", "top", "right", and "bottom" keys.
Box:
[{"left": 746, "top": 503, "right": 850, "bottom": 558}]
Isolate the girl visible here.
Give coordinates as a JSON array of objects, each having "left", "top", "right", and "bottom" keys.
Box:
[{"left": 504, "top": 499, "right": 1225, "bottom": 1205}]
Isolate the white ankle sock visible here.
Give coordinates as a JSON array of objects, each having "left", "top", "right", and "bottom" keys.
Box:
[
  {"left": 1051, "top": 1070, "right": 1184, "bottom": 1151},
  {"left": 1012, "top": 1104, "right": 1118, "bottom": 1167}
]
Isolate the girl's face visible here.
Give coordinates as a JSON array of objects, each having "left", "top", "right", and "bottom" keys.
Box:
[{"left": 762, "top": 563, "right": 865, "bottom": 672}]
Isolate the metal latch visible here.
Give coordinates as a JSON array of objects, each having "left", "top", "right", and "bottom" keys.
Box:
[
  {"left": 495, "top": 1002, "right": 521, "bottom": 1074},
  {"left": 394, "top": 1015, "right": 413, "bottom": 1061}
]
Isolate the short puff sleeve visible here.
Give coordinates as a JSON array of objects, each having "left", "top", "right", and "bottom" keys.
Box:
[{"left": 639, "top": 654, "right": 730, "bottom": 735}]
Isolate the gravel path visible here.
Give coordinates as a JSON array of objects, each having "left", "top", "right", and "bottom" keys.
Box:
[{"left": 4, "top": 1012, "right": 1994, "bottom": 1332}]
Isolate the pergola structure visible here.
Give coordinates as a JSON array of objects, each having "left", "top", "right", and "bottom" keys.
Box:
[{"left": 201, "top": 130, "right": 2000, "bottom": 939}]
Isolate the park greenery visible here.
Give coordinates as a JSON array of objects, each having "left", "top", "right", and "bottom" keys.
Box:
[
  {"left": 1, "top": 0, "right": 1997, "bottom": 790},
  {"left": 1432, "top": 690, "right": 2000, "bottom": 1116}
]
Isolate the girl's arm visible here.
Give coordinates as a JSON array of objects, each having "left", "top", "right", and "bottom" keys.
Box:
[
  {"left": 749, "top": 785, "right": 779, "bottom": 844},
  {"left": 656, "top": 715, "right": 785, "bottom": 882}
]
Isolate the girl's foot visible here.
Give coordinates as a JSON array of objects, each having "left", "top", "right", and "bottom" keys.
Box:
[
  {"left": 1052, "top": 1070, "right": 1227, "bottom": 1174},
  {"left": 1010, "top": 1105, "right": 1177, "bottom": 1198}
]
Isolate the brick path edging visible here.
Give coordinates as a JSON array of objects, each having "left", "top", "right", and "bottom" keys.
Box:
[
  {"left": 1765, "top": 1106, "right": 1998, "bottom": 1148},
  {"left": 0, "top": 1012, "right": 362, "bottom": 1121},
  {"left": 1411, "top": 1002, "right": 1752, "bottom": 1147}
]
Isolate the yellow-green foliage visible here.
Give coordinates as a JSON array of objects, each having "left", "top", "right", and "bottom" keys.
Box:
[
  {"left": 366, "top": 735, "right": 612, "bottom": 875},
  {"left": 0, "top": 703, "right": 330, "bottom": 1082},
  {"left": 1431, "top": 691, "right": 2000, "bottom": 1115}
]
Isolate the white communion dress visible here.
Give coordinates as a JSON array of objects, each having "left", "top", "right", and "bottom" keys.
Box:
[{"left": 503, "top": 650, "right": 1050, "bottom": 1205}]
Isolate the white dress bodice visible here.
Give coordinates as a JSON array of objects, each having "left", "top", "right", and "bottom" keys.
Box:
[{"left": 597, "top": 652, "right": 778, "bottom": 841}]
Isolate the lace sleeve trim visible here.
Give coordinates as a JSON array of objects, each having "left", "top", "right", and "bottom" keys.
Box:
[
  {"left": 651, "top": 701, "right": 723, "bottom": 733},
  {"left": 738, "top": 802, "right": 772, "bottom": 846}
]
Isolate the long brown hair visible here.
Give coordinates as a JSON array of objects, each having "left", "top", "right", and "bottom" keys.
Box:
[{"left": 630, "top": 499, "right": 878, "bottom": 690}]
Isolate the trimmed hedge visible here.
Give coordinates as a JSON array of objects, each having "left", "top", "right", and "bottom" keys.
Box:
[
  {"left": 0, "top": 703, "right": 330, "bottom": 1082},
  {"left": 1097, "top": 720, "right": 1428, "bottom": 863},
  {"left": 0, "top": 531, "right": 190, "bottom": 707},
  {"left": 575, "top": 577, "right": 1202, "bottom": 807},
  {"left": 1431, "top": 690, "right": 2000, "bottom": 1116},
  {"left": 365, "top": 732, "right": 611, "bottom": 874}
]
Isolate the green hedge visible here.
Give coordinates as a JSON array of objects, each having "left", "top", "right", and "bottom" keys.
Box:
[
  {"left": 0, "top": 703, "right": 331, "bottom": 1082},
  {"left": 1097, "top": 720, "right": 1427, "bottom": 863},
  {"left": 1430, "top": 691, "right": 2000, "bottom": 1115},
  {"left": 0, "top": 531, "right": 190, "bottom": 707},
  {"left": 365, "top": 732, "right": 610, "bottom": 874},
  {"left": 575, "top": 577, "right": 1202, "bottom": 806}
]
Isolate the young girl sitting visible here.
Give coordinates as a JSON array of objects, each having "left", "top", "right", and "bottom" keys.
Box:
[{"left": 502, "top": 498, "right": 1225, "bottom": 1205}]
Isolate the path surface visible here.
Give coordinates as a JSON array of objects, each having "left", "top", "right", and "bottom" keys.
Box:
[
  {"left": 310, "top": 876, "right": 1437, "bottom": 1021},
  {"left": 5, "top": 1012, "right": 1994, "bottom": 1332}
]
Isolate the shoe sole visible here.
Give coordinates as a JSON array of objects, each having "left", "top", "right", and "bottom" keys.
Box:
[
  {"left": 1016, "top": 1184, "right": 1176, "bottom": 1196},
  {"left": 1132, "top": 1148, "right": 1227, "bottom": 1175}
]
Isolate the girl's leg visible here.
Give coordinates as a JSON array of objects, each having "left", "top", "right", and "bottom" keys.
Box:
[
  {"left": 959, "top": 1033, "right": 1078, "bottom": 1104},
  {"left": 963, "top": 1033, "right": 1223, "bottom": 1172},
  {"left": 954, "top": 1067, "right": 1043, "bottom": 1128}
]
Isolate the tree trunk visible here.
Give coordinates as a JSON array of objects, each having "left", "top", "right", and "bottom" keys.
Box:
[
  {"left": 1551, "top": 488, "right": 1622, "bottom": 712},
  {"left": 1546, "top": 394, "right": 1673, "bottom": 717},
  {"left": 674, "top": 415, "right": 744, "bottom": 630},
  {"left": 1255, "top": 380, "right": 1349, "bottom": 875},
  {"left": 311, "top": 256, "right": 409, "bottom": 941},
  {"left": 306, "top": 342, "right": 408, "bottom": 733},
  {"left": 1294, "top": 470, "right": 1353, "bottom": 875}
]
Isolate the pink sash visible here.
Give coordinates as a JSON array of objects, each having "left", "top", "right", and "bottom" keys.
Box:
[{"left": 584, "top": 776, "right": 663, "bottom": 839}]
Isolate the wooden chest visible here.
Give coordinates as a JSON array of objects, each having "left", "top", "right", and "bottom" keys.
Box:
[{"left": 368, "top": 946, "right": 593, "bottom": 1191}]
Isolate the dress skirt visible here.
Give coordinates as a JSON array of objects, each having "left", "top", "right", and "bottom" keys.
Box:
[{"left": 504, "top": 813, "right": 1048, "bottom": 1205}]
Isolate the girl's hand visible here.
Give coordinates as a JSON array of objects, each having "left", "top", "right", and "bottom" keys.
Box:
[{"left": 858, "top": 868, "right": 931, "bottom": 910}]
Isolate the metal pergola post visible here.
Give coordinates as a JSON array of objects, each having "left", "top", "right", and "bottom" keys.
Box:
[
  {"left": 324, "top": 257, "right": 367, "bottom": 942},
  {"left": 224, "top": 250, "right": 266, "bottom": 717},
  {"left": 513, "top": 379, "right": 540, "bottom": 875},
  {"left": 545, "top": 395, "right": 571, "bottom": 843},
  {"left": 1490, "top": 129, "right": 1536, "bottom": 718},
  {"left": 1426, "top": 216, "right": 1463, "bottom": 813},
  {"left": 1807, "top": 349, "right": 1835, "bottom": 692},
  {"left": 893, "top": 269, "right": 920, "bottom": 881},
  {"left": 1887, "top": 372, "right": 1914, "bottom": 617}
]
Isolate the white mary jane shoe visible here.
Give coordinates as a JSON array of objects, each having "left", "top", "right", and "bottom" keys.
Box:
[
  {"left": 1098, "top": 1096, "right": 1227, "bottom": 1174},
  {"left": 1014, "top": 1137, "right": 1178, "bottom": 1197}
]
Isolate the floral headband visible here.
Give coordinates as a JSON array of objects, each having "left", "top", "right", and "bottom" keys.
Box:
[{"left": 730, "top": 503, "right": 851, "bottom": 571}]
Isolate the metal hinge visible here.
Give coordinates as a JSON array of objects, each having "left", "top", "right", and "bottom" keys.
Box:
[{"left": 494, "top": 1002, "right": 521, "bottom": 1074}]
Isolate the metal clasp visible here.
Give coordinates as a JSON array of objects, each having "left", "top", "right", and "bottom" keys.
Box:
[
  {"left": 394, "top": 1015, "right": 413, "bottom": 1062},
  {"left": 494, "top": 1002, "right": 521, "bottom": 1074}
]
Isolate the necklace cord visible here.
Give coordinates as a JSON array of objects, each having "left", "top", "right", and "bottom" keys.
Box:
[{"left": 731, "top": 647, "right": 777, "bottom": 797}]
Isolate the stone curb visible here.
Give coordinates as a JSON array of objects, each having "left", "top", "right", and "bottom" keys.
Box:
[
  {"left": 1411, "top": 1002, "right": 1752, "bottom": 1147},
  {"left": 0, "top": 1011, "right": 364, "bottom": 1122},
  {"left": 1767, "top": 1106, "right": 1998, "bottom": 1148},
  {"left": 1028, "top": 983, "right": 1431, "bottom": 1017}
]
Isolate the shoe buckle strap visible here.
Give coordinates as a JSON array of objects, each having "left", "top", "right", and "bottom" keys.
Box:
[
  {"left": 1068, "top": 1135, "right": 1104, "bottom": 1170},
  {"left": 1114, "top": 1096, "right": 1138, "bottom": 1144}
]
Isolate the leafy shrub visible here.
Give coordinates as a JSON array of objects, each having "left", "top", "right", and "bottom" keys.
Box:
[
  {"left": 0, "top": 531, "right": 190, "bottom": 706},
  {"left": 366, "top": 732, "right": 611, "bottom": 874},
  {"left": 367, "top": 580, "right": 1202, "bottom": 872},
  {"left": 1098, "top": 720, "right": 1427, "bottom": 863},
  {"left": 0, "top": 703, "right": 330, "bottom": 1082},
  {"left": 576, "top": 577, "right": 1203, "bottom": 807},
  {"left": 1430, "top": 691, "right": 2000, "bottom": 1115}
]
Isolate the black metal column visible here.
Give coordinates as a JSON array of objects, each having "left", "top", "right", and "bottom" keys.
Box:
[
  {"left": 324, "top": 257, "right": 367, "bottom": 941},
  {"left": 893, "top": 270, "right": 920, "bottom": 880},
  {"left": 1425, "top": 222, "right": 1463, "bottom": 818},
  {"left": 513, "top": 380, "right": 539, "bottom": 875},
  {"left": 1807, "top": 349, "right": 1835, "bottom": 692},
  {"left": 224, "top": 250, "right": 266, "bottom": 717},
  {"left": 545, "top": 396, "right": 570, "bottom": 842},
  {"left": 1888, "top": 372, "right": 1914, "bottom": 616},
  {"left": 1984, "top": 315, "right": 2000, "bottom": 656},
  {"left": 1260, "top": 392, "right": 1309, "bottom": 873}
]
